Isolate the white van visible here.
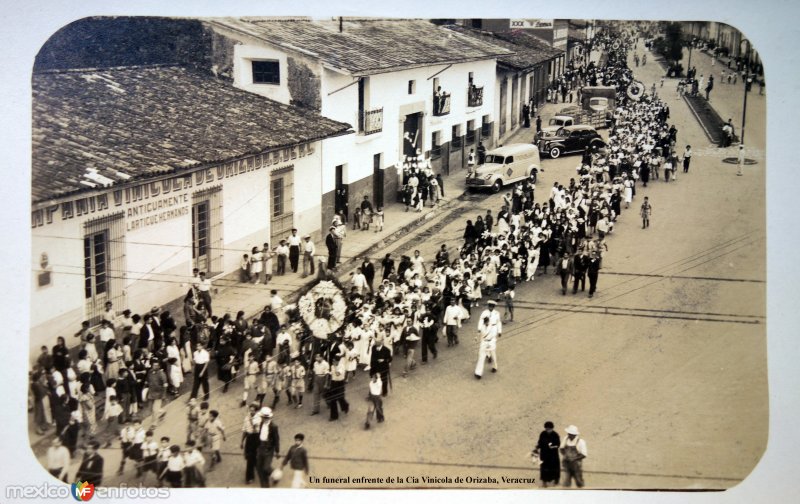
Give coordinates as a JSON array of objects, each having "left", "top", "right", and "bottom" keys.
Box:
[{"left": 466, "top": 143, "right": 540, "bottom": 193}]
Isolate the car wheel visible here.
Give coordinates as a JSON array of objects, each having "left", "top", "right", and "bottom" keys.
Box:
[
  {"left": 491, "top": 180, "right": 503, "bottom": 193},
  {"left": 549, "top": 147, "right": 561, "bottom": 158}
]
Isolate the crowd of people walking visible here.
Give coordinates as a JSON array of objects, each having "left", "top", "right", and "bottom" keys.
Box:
[{"left": 29, "top": 27, "right": 686, "bottom": 490}]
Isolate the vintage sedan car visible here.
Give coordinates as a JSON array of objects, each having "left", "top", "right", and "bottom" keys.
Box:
[
  {"left": 534, "top": 115, "right": 576, "bottom": 143},
  {"left": 537, "top": 125, "right": 606, "bottom": 159}
]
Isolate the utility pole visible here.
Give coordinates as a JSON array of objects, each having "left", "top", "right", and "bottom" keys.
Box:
[{"left": 740, "top": 39, "right": 750, "bottom": 146}]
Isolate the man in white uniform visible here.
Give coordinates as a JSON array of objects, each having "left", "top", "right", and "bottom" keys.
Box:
[
  {"left": 474, "top": 315, "right": 498, "bottom": 379},
  {"left": 477, "top": 299, "right": 503, "bottom": 336}
]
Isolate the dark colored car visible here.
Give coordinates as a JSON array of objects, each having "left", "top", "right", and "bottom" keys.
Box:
[{"left": 537, "top": 125, "right": 606, "bottom": 159}]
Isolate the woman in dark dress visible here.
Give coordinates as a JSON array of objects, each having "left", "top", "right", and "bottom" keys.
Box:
[
  {"left": 463, "top": 220, "right": 478, "bottom": 253},
  {"left": 215, "top": 337, "right": 236, "bottom": 393},
  {"left": 539, "top": 235, "right": 553, "bottom": 274},
  {"left": 474, "top": 216, "right": 485, "bottom": 237},
  {"left": 535, "top": 421, "right": 561, "bottom": 487},
  {"left": 52, "top": 337, "right": 70, "bottom": 373}
]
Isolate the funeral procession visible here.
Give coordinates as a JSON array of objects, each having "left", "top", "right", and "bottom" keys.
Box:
[{"left": 27, "top": 16, "right": 766, "bottom": 491}]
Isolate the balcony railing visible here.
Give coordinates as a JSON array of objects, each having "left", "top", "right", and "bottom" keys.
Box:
[
  {"left": 468, "top": 85, "right": 484, "bottom": 107},
  {"left": 358, "top": 107, "right": 383, "bottom": 135},
  {"left": 433, "top": 92, "right": 451, "bottom": 116}
]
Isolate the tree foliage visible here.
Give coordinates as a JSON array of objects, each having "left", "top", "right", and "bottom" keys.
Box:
[{"left": 652, "top": 22, "right": 686, "bottom": 65}]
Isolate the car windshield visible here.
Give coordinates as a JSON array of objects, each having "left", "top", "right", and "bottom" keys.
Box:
[
  {"left": 484, "top": 154, "right": 505, "bottom": 164},
  {"left": 555, "top": 128, "right": 568, "bottom": 137},
  {"left": 548, "top": 118, "right": 565, "bottom": 126},
  {"left": 590, "top": 98, "right": 607, "bottom": 106}
]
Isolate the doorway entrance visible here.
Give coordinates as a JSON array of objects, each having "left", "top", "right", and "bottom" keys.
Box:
[
  {"left": 335, "top": 164, "right": 349, "bottom": 223},
  {"left": 403, "top": 112, "right": 422, "bottom": 159},
  {"left": 372, "top": 153, "right": 384, "bottom": 209}
]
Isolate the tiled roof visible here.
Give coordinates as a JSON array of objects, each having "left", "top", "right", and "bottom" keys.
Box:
[
  {"left": 491, "top": 29, "right": 566, "bottom": 62},
  {"left": 32, "top": 65, "right": 352, "bottom": 203},
  {"left": 444, "top": 25, "right": 564, "bottom": 70},
  {"left": 207, "top": 18, "right": 513, "bottom": 75}
]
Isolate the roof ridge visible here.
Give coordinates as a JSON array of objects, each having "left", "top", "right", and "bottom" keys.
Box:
[{"left": 33, "top": 63, "right": 181, "bottom": 75}]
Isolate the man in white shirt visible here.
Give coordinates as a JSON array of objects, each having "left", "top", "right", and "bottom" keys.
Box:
[
  {"left": 183, "top": 441, "right": 206, "bottom": 487},
  {"left": 102, "top": 301, "right": 117, "bottom": 328},
  {"left": 270, "top": 290, "right": 285, "bottom": 325},
  {"left": 474, "top": 316, "right": 499, "bottom": 379},
  {"left": 477, "top": 299, "right": 503, "bottom": 336},
  {"left": 287, "top": 228, "right": 302, "bottom": 273},
  {"left": 328, "top": 355, "right": 349, "bottom": 421},
  {"left": 560, "top": 425, "right": 588, "bottom": 487},
  {"left": 310, "top": 353, "right": 330, "bottom": 416},
  {"left": 301, "top": 235, "right": 316, "bottom": 277},
  {"left": 443, "top": 297, "right": 463, "bottom": 347},
  {"left": 275, "top": 325, "right": 292, "bottom": 350},
  {"left": 191, "top": 343, "right": 210, "bottom": 401},
  {"left": 351, "top": 268, "right": 368, "bottom": 295},
  {"left": 410, "top": 250, "right": 427, "bottom": 275},
  {"left": 141, "top": 431, "right": 159, "bottom": 484},
  {"left": 47, "top": 437, "right": 71, "bottom": 481},
  {"left": 364, "top": 373, "right": 384, "bottom": 429},
  {"left": 98, "top": 319, "right": 115, "bottom": 344},
  {"left": 197, "top": 272, "right": 213, "bottom": 317}
]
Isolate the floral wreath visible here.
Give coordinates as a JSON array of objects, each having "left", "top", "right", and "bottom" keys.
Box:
[{"left": 296, "top": 280, "right": 348, "bottom": 339}]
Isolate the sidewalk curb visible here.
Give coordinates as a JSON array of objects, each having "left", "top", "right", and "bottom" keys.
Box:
[
  {"left": 682, "top": 94, "right": 716, "bottom": 143},
  {"left": 261, "top": 189, "right": 468, "bottom": 311},
  {"left": 329, "top": 194, "right": 466, "bottom": 289}
]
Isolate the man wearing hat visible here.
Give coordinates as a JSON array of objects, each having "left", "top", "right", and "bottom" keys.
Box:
[
  {"left": 287, "top": 228, "right": 302, "bottom": 273},
  {"left": 477, "top": 299, "right": 503, "bottom": 338},
  {"left": 302, "top": 234, "right": 316, "bottom": 278},
  {"left": 253, "top": 407, "right": 280, "bottom": 488},
  {"left": 474, "top": 315, "right": 498, "bottom": 379},
  {"left": 560, "top": 425, "right": 588, "bottom": 488},
  {"left": 325, "top": 226, "right": 338, "bottom": 271}
]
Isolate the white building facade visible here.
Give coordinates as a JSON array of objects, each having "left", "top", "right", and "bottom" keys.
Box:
[
  {"left": 31, "top": 66, "right": 350, "bottom": 356},
  {"left": 205, "top": 19, "right": 508, "bottom": 224}
]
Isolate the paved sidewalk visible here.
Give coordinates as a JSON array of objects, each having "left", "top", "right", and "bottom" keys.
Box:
[
  {"left": 165, "top": 166, "right": 473, "bottom": 325},
  {"left": 680, "top": 46, "right": 766, "bottom": 152},
  {"left": 167, "top": 125, "right": 559, "bottom": 326}
]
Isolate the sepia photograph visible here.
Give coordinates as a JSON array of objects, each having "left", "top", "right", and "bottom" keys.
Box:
[{"left": 3, "top": 0, "right": 796, "bottom": 501}]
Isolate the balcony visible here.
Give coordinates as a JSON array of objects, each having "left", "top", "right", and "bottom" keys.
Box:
[
  {"left": 468, "top": 85, "right": 484, "bottom": 107},
  {"left": 433, "top": 92, "right": 451, "bottom": 117},
  {"left": 358, "top": 107, "right": 383, "bottom": 135}
]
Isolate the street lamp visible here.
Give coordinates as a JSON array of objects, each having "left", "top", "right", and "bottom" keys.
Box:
[{"left": 740, "top": 38, "right": 751, "bottom": 146}]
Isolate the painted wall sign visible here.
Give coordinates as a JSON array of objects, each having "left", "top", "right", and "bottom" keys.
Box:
[
  {"left": 510, "top": 19, "right": 554, "bottom": 29},
  {"left": 32, "top": 142, "right": 315, "bottom": 228},
  {"left": 125, "top": 193, "right": 190, "bottom": 231}
]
